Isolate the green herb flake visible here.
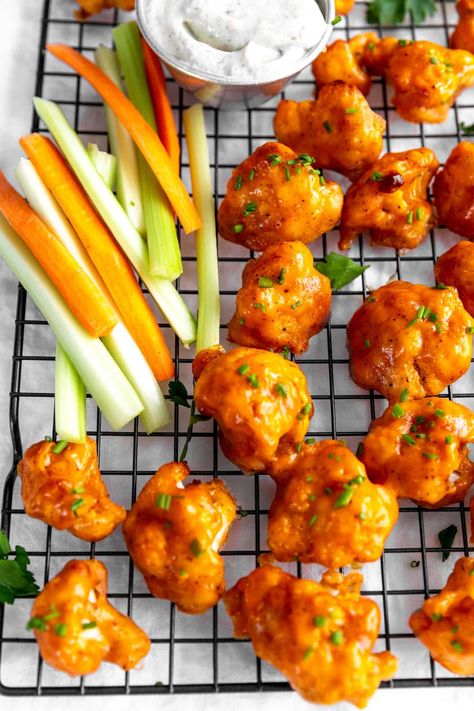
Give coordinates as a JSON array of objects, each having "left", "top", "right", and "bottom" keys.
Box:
[
  {"left": 323, "top": 120, "right": 333, "bottom": 133},
  {"left": 52, "top": 440, "right": 68, "bottom": 455},
  {"left": 430, "top": 56, "right": 438, "bottom": 64},
  {"left": 258, "top": 276, "right": 274, "bottom": 288},
  {"left": 248, "top": 373, "right": 259, "bottom": 389},
  {"left": 330, "top": 630, "right": 344, "bottom": 646},
  {"left": 434, "top": 408, "right": 445, "bottom": 418},
  {"left": 306, "top": 437, "right": 316, "bottom": 445},
  {"left": 43, "top": 606, "right": 60, "bottom": 622},
  {"left": 54, "top": 623, "right": 68, "bottom": 638},
  {"left": 291, "top": 300, "right": 303, "bottom": 310},
  {"left": 366, "top": 0, "right": 436, "bottom": 25},
  {"left": 445, "top": 435, "right": 453, "bottom": 444},
  {"left": 303, "top": 646, "right": 313, "bottom": 660},
  {"left": 285, "top": 167, "right": 291, "bottom": 181},
  {"left": 71, "top": 498, "right": 85, "bottom": 515},
  {"left": 296, "top": 442, "right": 303, "bottom": 454},
  {"left": 364, "top": 339, "right": 371, "bottom": 349},
  {"left": 277, "top": 268, "right": 287, "bottom": 285},
  {"left": 371, "top": 171, "right": 383, "bottom": 182},
  {"left": 466, "top": 327, "right": 474, "bottom": 335},
  {"left": 253, "top": 302, "right": 266, "bottom": 312},
  {"left": 334, "top": 488, "right": 354, "bottom": 509},
  {"left": 319, "top": 175, "right": 325, "bottom": 186},
  {"left": 392, "top": 404, "right": 405, "bottom": 419},
  {"left": 407, "top": 210, "right": 414, "bottom": 224},
  {"left": 232, "top": 223, "right": 244, "bottom": 234},
  {"left": 400, "top": 388, "right": 409, "bottom": 402},
  {"left": 438, "top": 523, "right": 457, "bottom": 561},
  {"left": 155, "top": 493, "right": 172, "bottom": 511},
  {"left": 237, "top": 364, "right": 250, "bottom": 375},
  {"left": 460, "top": 122, "right": 474, "bottom": 137},
  {"left": 313, "top": 615, "right": 326, "bottom": 627},
  {"left": 275, "top": 383, "right": 287, "bottom": 398},
  {"left": 243, "top": 201, "right": 257, "bottom": 216},
  {"left": 345, "top": 107, "right": 359, "bottom": 114},
  {"left": 82, "top": 621, "right": 97, "bottom": 630},
  {"left": 249, "top": 169, "right": 256, "bottom": 181},
  {"left": 26, "top": 617, "right": 46, "bottom": 632},
  {"left": 431, "top": 613, "right": 443, "bottom": 622},
  {"left": 451, "top": 641, "right": 463, "bottom": 652},
  {"left": 267, "top": 154, "right": 283, "bottom": 167},
  {"left": 402, "top": 434, "right": 416, "bottom": 446},
  {"left": 422, "top": 452, "right": 438, "bottom": 461},
  {"left": 168, "top": 380, "right": 190, "bottom": 408},
  {"left": 308, "top": 514, "right": 318, "bottom": 528},
  {"left": 234, "top": 176, "right": 243, "bottom": 190},
  {"left": 331, "top": 14, "right": 342, "bottom": 24},
  {"left": 416, "top": 207, "right": 423, "bottom": 221},
  {"left": 190, "top": 538, "right": 204, "bottom": 558},
  {"left": 436, "top": 282, "right": 446, "bottom": 290},
  {"left": 315, "top": 253, "right": 368, "bottom": 291}
]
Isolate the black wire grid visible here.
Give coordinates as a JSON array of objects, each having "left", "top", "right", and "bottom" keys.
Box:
[{"left": 1, "top": 0, "right": 474, "bottom": 697}]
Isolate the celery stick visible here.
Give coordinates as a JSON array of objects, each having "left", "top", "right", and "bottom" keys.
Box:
[
  {"left": 113, "top": 22, "right": 182, "bottom": 281},
  {"left": 183, "top": 104, "right": 220, "bottom": 352},
  {"left": 95, "top": 45, "right": 145, "bottom": 236},
  {"left": 87, "top": 143, "right": 117, "bottom": 190},
  {"left": 0, "top": 215, "right": 143, "bottom": 430},
  {"left": 55, "top": 342, "right": 86, "bottom": 443},
  {"left": 16, "top": 158, "right": 170, "bottom": 433},
  {"left": 34, "top": 97, "right": 196, "bottom": 346}
]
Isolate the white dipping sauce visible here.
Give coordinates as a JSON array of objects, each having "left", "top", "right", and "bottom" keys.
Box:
[{"left": 143, "top": 0, "right": 327, "bottom": 82}]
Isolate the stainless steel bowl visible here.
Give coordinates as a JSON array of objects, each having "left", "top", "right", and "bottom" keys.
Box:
[{"left": 136, "top": 0, "right": 335, "bottom": 110}]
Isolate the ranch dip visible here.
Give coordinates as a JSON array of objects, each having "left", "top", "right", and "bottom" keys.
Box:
[{"left": 142, "top": 0, "right": 327, "bottom": 82}]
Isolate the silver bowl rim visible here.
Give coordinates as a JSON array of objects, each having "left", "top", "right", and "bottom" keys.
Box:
[{"left": 136, "top": 0, "right": 335, "bottom": 88}]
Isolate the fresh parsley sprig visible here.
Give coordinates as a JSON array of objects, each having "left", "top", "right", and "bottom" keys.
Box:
[
  {"left": 0, "top": 530, "right": 39, "bottom": 605},
  {"left": 460, "top": 122, "right": 474, "bottom": 136},
  {"left": 167, "top": 381, "right": 211, "bottom": 461},
  {"left": 315, "top": 253, "right": 369, "bottom": 291},
  {"left": 367, "top": 0, "right": 436, "bottom": 25},
  {"left": 438, "top": 524, "right": 457, "bottom": 561}
]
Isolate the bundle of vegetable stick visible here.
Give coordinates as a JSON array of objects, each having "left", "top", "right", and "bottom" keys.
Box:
[{"left": 0, "top": 21, "right": 220, "bottom": 443}]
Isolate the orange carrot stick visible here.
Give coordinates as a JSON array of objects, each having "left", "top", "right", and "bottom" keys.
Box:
[
  {"left": 20, "top": 133, "right": 174, "bottom": 382},
  {"left": 0, "top": 170, "right": 117, "bottom": 338},
  {"left": 46, "top": 43, "right": 200, "bottom": 235},
  {"left": 141, "top": 38, "right": 180, "bottom": 175}
]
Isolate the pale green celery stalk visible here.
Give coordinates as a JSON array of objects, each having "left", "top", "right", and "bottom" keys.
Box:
[
  {"left": 183, "top": 104, "right": 220, "bottom": 352},
  {"left": 87, "top": 143, "right": 117, "bottom": 190},
  {"left": 113, "top": 22, "right": 182, "bottom": 281},
  {"left": 34, "top": 97, "right": 196, "bottom": 346},
  {"left": 55, "top": 342, "right": 86, "bottom": 442},
  {"left": 0, "top": 214, "right": 143, "bottom": 430},
  {"left": 95, "top": 45, "right": 145, "bottom": 236},
  {"left": 15, "top": 158, "right": 170, "bottom": 434}
]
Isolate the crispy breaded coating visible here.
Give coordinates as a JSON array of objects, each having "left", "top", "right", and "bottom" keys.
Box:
[
  {"left": 364, "top": 38, "right": 474, "bottom": 123},
  {"left": 451, "top": 0, "right": 474, "bottom": 53},
  {"left": 274, "top": 82, "right": 386, "bottom": 181},
  {"left": 27, "top": 559, "right": 150, "bottom": 676},
  {"left": 435, "top": 241, "right": 474, "bottom": 317},
  {"left": 193, "top": 347, "right": 312, "bottom": 473},
  {"left": 361, "top": 397, "right": 474, "bottom": 508},
  {"left": 410, "top": 557, "right": 474, "bottom": 675},
  {"left": 347, "top": 280, "right": 474, "bottom": 401},
  {"left": 123, "top": 461, "right": 236, "bottom": 614},
  {"left": 267, "top": 440, "right": 398, "bottom": 568},
  {"left": 224, "top": 565, "right": 398, "bottom": 707},
  {"left": 217, "top": 142, "right": 343, "bottom": 251},
  {"left": 312, "top": 33, "right": 378, "bottom": 95},
  {"left": 18, "top": 438, "right": 126, "bottom": 542},
  {"left": 74, "top": 0, "right": 134, "bottom": 19},
  {"left": 339, "top": 148, "right": 438, "bottom": 251},
  {"left": 433, "top": 142, "right": 474, "bottom": 239},
  {"left": 228, "top": 241, "right": 331, "bottom": 354}
]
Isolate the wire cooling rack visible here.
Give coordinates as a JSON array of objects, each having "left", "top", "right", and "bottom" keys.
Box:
[{"left": 1, "top": 0, "right": 474, "bottom": 697}]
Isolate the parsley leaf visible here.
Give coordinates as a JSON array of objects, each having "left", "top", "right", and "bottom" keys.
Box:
[
  {"left": 367, "top": 0, "right": 436, "bottom": 24},
  {"left": 438, "top": 524, "right": 457, "bottom": 561},
  {"left": 315, "top": 253, "right": 369, "bottom": 291},
  {"left": 460, "top": 122, "right": 474, "bottom": 136},
  {"left": 168, "top": 380, "right": 190, "bottom": 408},
  {"left": 0, "top": 532, "right": 39, "bottom": 605}
]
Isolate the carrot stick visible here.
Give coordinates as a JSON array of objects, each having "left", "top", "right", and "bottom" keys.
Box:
[
  {"left": 0, "top": 170, "right": 117, "bottom": 338},
  {"left": 141, "top": 38, "right": 180, "bottom": 175},
  {"left": 20, "top": 133, "right": 174, "bottom": 382},
  {"left": 46, "top": 43, "right": 200, "bottom": 235}
]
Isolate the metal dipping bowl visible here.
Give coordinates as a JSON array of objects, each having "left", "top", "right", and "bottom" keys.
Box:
[{"left": 136, "top": 0, "right": 335, "bottom": 109}]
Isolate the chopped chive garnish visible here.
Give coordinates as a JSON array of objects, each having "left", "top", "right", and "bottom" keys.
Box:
[
  {"left": 331, "top": 14, "right": 342, "bottom": 24},
  {"left": 248, "top": 373, "right": 259, "bottom": 388},
  {"left": 285, "top": 167, "right": 291, "bottom": 181},
  {"left": 367, "top": 42, "right": 375, "bottom": 50},
  {"left": 258, "top": 277, "right": 274, "bottom": 288},
  {"left": 392, "top": 404, "right": 405, "bottom": 418},
  {"left": 71, "top": 498, "right": 85, "bottom": 515},
  {"left": 402, "top": 434, "right": 416, "bottom": 446},
  {"left": 436, "top": 282, "right": 446, "bottom": 289},
  {"left": 319, "top": 175, "right": 325, "bottom": 186},
  {"left": 82, "top": 621, "right": 97, "bottom": 630},
  {"left": 323, "top": 120, "right": 333, "bottom": 133},
  {"left": 179, "top": 569, "right": 187, "bottom": 577},
  {"left": 302, "top": 402, "right": 312, "bottom": 415},
  {"left": 416, "top": 207, "right": 422, "bottom": 221},
  {"left": 367, "top": 296, "right": 376, "bottom": 303},
  {"left": 308, "top": 514, "right": 318, "bottom": 528},
  {"left": 296, "top": 442, "right": 303, "bottom": 454},
  {"left": 431, "top": 613, "right": 443, "bottom": 622},
  {"left": 469, "top": 568, "right": 474, "bottom": 575},
  {"left": 308, "top": 493, "right": 316, "bottom": 502},
  {"left": 277, "top": 268, "right": 287, "bottom": 285},
  {"left": 407, "top": 211, "right": 413, "bottom": 224},
  {"left": 303, "top": 646, "right": 313, "bottom": 660},
  {"left": 282, "top": 346, "right": 291, "bottom": 359},
  {"left": 26, "top": 617, "right": 46, "bottom": 631},
  {"left": 243, "top": 201, "right": 257, "bottom": 216},
  {"left": 445, "top": 435, "right": 453, "bottom": 444},
  {"left": 313, "top": 615, "right": 326, "bottom": 627},
  {"left": 54, "top": 623, "right": 68, "bottom": 638},
  {"left": 234, "top": 176, "right": 243, "bottom": 190},
  {"left": 43, "top": 606, "right": 60, "bottom": 622},
  {"left": 345, "top": 107, "right": 359, "bottom": 114},
  {"left": 435, "top": 323, "right": 442, "bottom": 334},
  {"left": 156, "top": 493, "right": 172, "bottom": 511},
  {"left": 416, "top": 416, "right": 426, "bottom": 424},
  {"left": 190, "top": 538, "right": 204, "bottom": 558},
  {"left": 466, "top": 327, "right": 474, "bottom": 334},
  {"left": 296, "top": 167, "right": 302, "bottom": 174},
  {"left": 371, "top": 171, "right": 383, "bottom": 181},
  {"left": 307, "top": 476, "right": 313, "bottom": 482},
  {"left": 451, "top": 641, "right": 463, "bottom": 652},
  {"left": 400, "top": 388, "right": 409, "bottom": 402},
  {"left": 253, "top": 302, "right": 266, "bottom": 311},
  {"left": 275, "top": 383, "right": 287, "bottom": 398},
  {"left": 422, "top": 452, "right": 438, "bottom": 460},
  {"left": 249, "top": 169, "right": 255, "bottom": 181},
  {"left": 434, "top": 408, "right": 445, "bottom": 418},
  {"left": 291, "top": 300, "right": 303, "bottom": 310},
  {"left": 398, "top": 39, "right": 408, "bottom": 46},
  {"left": 348, "top": 474, "right": 365, "bottom": 486},
  {"left": 233, "top": 224, "right": 243, "bottom": 234},
  {"left": 52, "top": 440, "right": 68, "bottom": 455},
  {"left": 237, "top": 364, "right": 250, "bottom": 375},
  {"left": 238, "top": 317, "right": 245, "bottom": 325},
  {"left": 287, "top": 159, "right": 297, "bottom": 166},
  {"left": 452, "top": 625, "right": 459, "bottom": 633},
  {"left": 334, "top": 488, "right": 354, "bottom": 509},
  {"left": 267, "top": 154, "right": 282, "bottom": 166},
  {"left": 71, "top": 486, "right": 84, "bottom": 495},
  {"left": 306, "top": 437, "right": 316, "bottom": 445},
  {"left": 430, "top": 56, "right": 438, "bottom": 64},
  {"left": 364, "top": 339, "right": 371, "bottom": 348},
  {"left": 330, "top": 630, "right": 344, "bottom": 645},
  {"left": 44, "top": 435, "right": 52, "bottom": 442}
]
